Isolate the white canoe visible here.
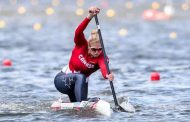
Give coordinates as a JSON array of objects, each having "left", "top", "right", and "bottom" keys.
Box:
[{"left": 51, "top": 98, "right": 112, "bottom": 116}]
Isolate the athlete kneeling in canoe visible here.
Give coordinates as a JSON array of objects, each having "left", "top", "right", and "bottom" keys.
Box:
[{"left": 54, "top": 6, "right": 114, "bottom": 102}]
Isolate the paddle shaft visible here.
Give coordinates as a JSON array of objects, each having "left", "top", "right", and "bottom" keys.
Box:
[{"left": 94, "top": 15, "right": 119, "bottom": 107}]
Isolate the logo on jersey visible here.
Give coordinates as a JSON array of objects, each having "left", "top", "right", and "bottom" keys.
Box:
[{"left": 79, "top": 54, "right": 95, "bottom": 68}]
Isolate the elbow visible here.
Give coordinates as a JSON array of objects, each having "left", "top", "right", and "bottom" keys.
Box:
[{"left": 75, "top": 30, "right": 80, "bottom": 37}]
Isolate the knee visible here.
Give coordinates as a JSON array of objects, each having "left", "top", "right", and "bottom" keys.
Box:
[
  {"left": 54, "top": 72, "right": 66, "bottom": 91},
  {"left": 54, "top": 72, "right": 64, "bottom": 83}
]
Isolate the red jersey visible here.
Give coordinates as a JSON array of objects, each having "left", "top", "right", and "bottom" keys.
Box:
[{"left": 68, "top": 17, "right": 108, "bottom": 78}]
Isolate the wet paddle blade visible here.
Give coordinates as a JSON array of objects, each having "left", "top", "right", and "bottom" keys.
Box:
[
  {"left": 119, "top": 101, "right": 135, "bottom": 112},
  {"left": 118, "top": 97, "right": 135, "bottom": 112}
]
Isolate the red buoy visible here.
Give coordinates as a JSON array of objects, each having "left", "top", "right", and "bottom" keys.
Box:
[
  {"left": 2, "top": 59, "right": 12, "bottom": 67},
  {"left": 150, "top": 72, "right": 160, "bottom": 81}
]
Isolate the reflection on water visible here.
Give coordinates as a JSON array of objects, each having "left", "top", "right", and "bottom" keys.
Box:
[{"left": 1, "top": 1, "right": 190, "bottom": 122}]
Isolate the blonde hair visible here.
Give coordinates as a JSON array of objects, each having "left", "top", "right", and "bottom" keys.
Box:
[{"left": 88, "top": 29, "right": 100, "bottom": 46}]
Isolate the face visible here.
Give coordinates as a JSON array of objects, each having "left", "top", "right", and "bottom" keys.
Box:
[{"left": 88, "top": 42, "right": 102, "bottom": 58}]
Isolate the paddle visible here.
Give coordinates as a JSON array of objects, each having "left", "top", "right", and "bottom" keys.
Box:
[{"left": 94, "top": 15, "right": 129, "bottom": 112}]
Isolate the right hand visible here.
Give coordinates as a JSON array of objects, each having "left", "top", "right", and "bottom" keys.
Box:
[
  {"left": 87, "top": 6, "right": 100, "bottom": 19},
  {"left": 106, "top": 72, "right": 114, "bottom": 81}
]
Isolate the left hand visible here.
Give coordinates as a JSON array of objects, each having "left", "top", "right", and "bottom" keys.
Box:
[
  {"left": 87, "top": 6, "right": 100, "bottom": 19},
  {"left": 106, "top": 72, "right": 114, "bottom": 81}
]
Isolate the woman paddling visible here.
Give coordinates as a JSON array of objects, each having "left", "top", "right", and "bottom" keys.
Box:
[{"left": 54, "top": 6, "right": 114, "bottom": 102}]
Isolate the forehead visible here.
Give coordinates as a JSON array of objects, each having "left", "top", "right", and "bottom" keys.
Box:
[{"left": 89, "top": 42, "right": 101, "bottom": 48}]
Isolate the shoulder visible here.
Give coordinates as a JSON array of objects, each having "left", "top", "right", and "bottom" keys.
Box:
[
  {"left": 98, "top": 53, "right": 109, "bottom": 62},
  {"left": 75, "top": 39, "right": 88, "bottom": 47},
  {"left": 74, "top": 40, "right": 88, "bottom": 50}
]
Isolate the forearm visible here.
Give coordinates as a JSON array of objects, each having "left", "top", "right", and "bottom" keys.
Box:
[
  {"left": 87, "top": 13, "right": 94, "bottom": 20},
  {"left": 74, "top": 6, "right": 100, "bottom": 45},
  {"left": 75, "top": 17, "right": 90, "bottom": 35},
  {"left": 75, "top": 6, "right": 100, "bottom": 37},
  {"left": 74, "top": 17, "right": 90, "bottom": 45}
]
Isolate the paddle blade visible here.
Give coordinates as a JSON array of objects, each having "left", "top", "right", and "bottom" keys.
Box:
[
  {"left": 118, "top": 97, "right": 135, "bottom": 112},
  {"left": 119, "top": 101, "right": 135, "bottom": 112}
]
